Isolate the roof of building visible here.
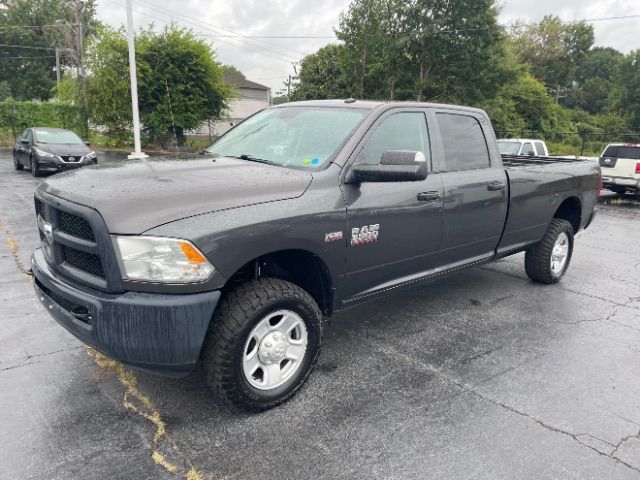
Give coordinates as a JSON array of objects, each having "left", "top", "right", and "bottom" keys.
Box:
[{"left": 223, "top": 71, "right": 270, "bottom": 91}]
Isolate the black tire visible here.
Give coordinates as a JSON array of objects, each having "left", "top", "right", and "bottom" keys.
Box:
[
  {"left": 525, "top": 218, "right": 574, "bottom": 284},
  {"left": 608, "top": 187, "right": 626, "bottom": 195},
  {"left": 13, "top": 152, "right": 23, "bottom": 171},
  {"left": 203, "top": 278, "right": 322, "bottom": 412},
  {"left": 30, "top": 155, "right": 41, "bottom": 177}
]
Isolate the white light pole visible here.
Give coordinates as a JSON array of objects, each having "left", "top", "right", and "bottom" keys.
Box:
[{"left": 126, "top": 0, "right": 147, "bottom": 159}]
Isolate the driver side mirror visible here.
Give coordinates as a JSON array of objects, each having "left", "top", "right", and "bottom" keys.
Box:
[
  {"left": 20, "top": 139, "right": 29, "bottom": 145},
  {"left": 350, "top": 150, "right": 428, "bottom": 183}
]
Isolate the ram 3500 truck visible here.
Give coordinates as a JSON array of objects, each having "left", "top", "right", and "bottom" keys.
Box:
[{"left": 31, "top": 100, "right": 600, "bottom": 411}]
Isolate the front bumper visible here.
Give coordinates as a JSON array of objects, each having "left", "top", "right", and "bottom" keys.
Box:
[
  {"left": 36, "top": 156, "right": 97, "bottom": 173},
  {"left": 31, "top": 248, "right": 220, "bottom": 376}
]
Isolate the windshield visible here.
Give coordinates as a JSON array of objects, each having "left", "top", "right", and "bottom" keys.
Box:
[
  {"left": 497, "top": 141, "right": 521, "bottom": 155},
  {"left": 602, "top": 145, "right": 640, "bottom": 160},
  {"left": 34, "top": 129, "right": 83, "bottom": 145},
  {"left": 207, "top": 107, "right": 367, "bottom": 168}
]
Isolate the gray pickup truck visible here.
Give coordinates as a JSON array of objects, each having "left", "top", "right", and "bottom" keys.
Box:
[{"left": 31, "top": 100, "right": 600, "bottom": 411}]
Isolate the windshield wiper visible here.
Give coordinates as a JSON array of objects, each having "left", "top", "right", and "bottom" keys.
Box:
[{"left": 234, "top": 154, "right": 278, "bottom": 166}]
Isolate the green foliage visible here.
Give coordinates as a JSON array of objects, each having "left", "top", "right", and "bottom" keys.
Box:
[
  {"left": 512, "top": 15, "right": 594, "bottom": 94},
  {"left": 292, "top": 3, "right": 640, "bottom": 147},
  {"left": 0, "top": 0, "right": 97, "bottom": 100},
  {"left": 0, "top": 98, "right": 84, "bottom": 137},
  {"left": 78, "top": 25, "right": 232, "bottom": 146},
  {"left": 325, "top": 0, "right": 510, "bottom": 103}
]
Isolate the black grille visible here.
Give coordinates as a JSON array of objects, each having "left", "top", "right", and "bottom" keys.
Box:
[
  {"left": 60, "top": 155, "right": 81, "bottom": 163},
  {"left": 59, "top": 211, "right": 95, "bottom": 241},
  {"left": 62, "top": 246, "right": 105, "bottom": 278}
]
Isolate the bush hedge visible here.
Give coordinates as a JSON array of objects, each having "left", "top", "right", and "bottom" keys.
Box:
[{"left": 0, "top": 99, "right": 86, "bottom": 138}]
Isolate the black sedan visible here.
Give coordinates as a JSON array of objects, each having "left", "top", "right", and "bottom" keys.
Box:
[{"left": 13, "top": 127, "right": 97, "bottom": 177}]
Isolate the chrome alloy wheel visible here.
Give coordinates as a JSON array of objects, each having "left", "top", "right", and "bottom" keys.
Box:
[
  {"left": 550, "top": 232, "right": 570, "bottom": 275},
  {"left": 242, "top": 309, "right": 308, "bottom": 390}
]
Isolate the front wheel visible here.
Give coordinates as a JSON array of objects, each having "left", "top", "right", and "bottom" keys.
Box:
[
  {"left": 30, "top": 155, "right": 41, "bottom": 177},
  {"left": 202, "top": 278, "right": 322, "bottom": 412},
  {"left": 525, "top": 218, "right": 574, "bottom": 284}
]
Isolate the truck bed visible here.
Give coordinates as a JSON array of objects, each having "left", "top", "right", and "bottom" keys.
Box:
[{"left": 497, "top": 153, "right": 601, "bottom": 257}]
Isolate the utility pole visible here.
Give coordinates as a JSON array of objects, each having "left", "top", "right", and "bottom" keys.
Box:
[
  {"left": 74, "top": 1, "right": 88, "bottom": 136},
  {"left": 55, "top": 48, "right": 61, "bottom": 87},
  {"left": 286, "top": 75, "right": 291, "bottom": 102},
  {"left": 126, "top": 0, "right": 147, "bottom": 159}
]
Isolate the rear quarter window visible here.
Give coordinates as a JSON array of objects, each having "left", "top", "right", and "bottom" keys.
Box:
[{"left": 436, "top": 113, "right": 490, "bottom": 171}]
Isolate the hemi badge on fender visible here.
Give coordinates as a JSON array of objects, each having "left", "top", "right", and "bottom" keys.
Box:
[{"left": 325, "top": 231, "right": 343, "bottom": 243}]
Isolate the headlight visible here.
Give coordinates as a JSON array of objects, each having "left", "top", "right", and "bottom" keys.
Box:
[
  {"left": 85, "top": 151, "right": 97, "bottom": 159},
  {"left": 112, "top": 236, "right": 214, "bottom": 283},
  {"left": 33, "top": 147, "right": 55, "bottom": 158}
]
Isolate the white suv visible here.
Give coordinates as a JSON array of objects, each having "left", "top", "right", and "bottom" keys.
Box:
[{"left": 599, "top": 143, "right": 640, "bottom": 195}]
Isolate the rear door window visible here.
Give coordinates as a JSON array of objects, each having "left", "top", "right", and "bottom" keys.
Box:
[
  {"left": 534, "top": 142, "right": 546, "bottom": 155},
  {"left": 436, "top": 113, "right": 490, "bottom": 170}
]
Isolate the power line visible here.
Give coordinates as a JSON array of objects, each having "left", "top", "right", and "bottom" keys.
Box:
[
  {"left": 104, "top": 0, "right": 304, "bottom": 63},
  {"left": 134, "top": 0, "right": 308, "bottom": 59},
  {"left": 0, "top": 43, "right": 56, "bottom": 51}
]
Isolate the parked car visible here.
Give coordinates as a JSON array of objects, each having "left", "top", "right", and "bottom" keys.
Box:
[
  {"left": 497, "top": 138, "right": 549, "bottom": 157},
  {"left": 598, "top": 143, "right": 640, "bottom": 195},
  {"left": 13, "top": 127, "right": 97, "bottom": 177},
  {"left": 30, "top": 100, "right": 600, "bottom": 411}
]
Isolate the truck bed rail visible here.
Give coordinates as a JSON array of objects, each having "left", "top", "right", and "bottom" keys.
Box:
[{"left": 501, "top": 154, "right": 591, "bottom": 167}]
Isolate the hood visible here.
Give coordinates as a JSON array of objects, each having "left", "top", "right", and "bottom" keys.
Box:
[
  {"left": 40, "top": 156, "right": 313, "bottom": 234},
  {"left": 35, "top": 142, "right": 92, "bottom": 156}
]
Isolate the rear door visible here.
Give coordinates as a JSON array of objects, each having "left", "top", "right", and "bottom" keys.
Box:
[
  {"left": 341, "top": 109, "right": 444, "bottom": 300},
  {"left": 600, "top": 145, "right": 640, "bottom": 178},
  {"left": 429, "top": 109, "right": 508, "bottom": 266}
]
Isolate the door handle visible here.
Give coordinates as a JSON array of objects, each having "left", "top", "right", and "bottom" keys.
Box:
[
  {"left": 487, "top": 181, "right": 506, "bottom": 191},
  {"left": 417, "top": 191, "right": 441, "bottom": 202}
]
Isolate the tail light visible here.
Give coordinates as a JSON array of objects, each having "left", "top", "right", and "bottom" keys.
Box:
[{"left": 636, "top": 162, "right": 640, "bottom": 174}]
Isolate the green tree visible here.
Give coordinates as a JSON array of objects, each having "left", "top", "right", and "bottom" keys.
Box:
[
  {"left": 76, "top": 25, "right": 232, "bottom": 146},
  {"left": 0, "top": 0, "right": 97, "bottom": 100},
  {"left": 609, "top": 50, "right": 640, "bottom": 130},
  {"left": 512, "top": 16, "right": 594, "bottom": 103},
  {"left": 292, "top": 44, "right": 352, "bottom": 100}
]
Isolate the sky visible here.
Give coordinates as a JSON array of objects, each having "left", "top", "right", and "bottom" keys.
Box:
[{"left": 96, "top": 0, "right": 640, "bottom": 93}]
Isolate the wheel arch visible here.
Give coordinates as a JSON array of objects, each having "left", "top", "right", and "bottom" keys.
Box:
[
  {"left": 223, "top": 249, "right": 335, "bottom": 316},
  {"left": 553, "top": 196, "right": 581, "bottom": 233}
]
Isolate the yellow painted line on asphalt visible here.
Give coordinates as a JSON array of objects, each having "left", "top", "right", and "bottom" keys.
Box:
[
  {"left": 86, "top": 348, "right": 204, "bottom": 480},
  {"left": 0, "top": 218, "right": 33, "bottom": 281}
]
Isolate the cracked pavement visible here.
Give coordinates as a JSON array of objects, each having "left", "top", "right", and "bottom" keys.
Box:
[{"left": 1, "top": 150, "right": 640, "bottom": 479}]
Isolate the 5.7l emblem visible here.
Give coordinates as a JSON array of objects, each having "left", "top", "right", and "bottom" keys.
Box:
[{"left": 351, "top": 224, "right": 380, "bottom": 246}]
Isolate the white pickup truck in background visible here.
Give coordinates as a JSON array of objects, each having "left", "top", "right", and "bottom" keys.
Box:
[
  {"left": 497, "top": 138, "right": 549, "bottom": 157},
  {"left": 599, "top": 143, "right": 640, "bottom": 195}
]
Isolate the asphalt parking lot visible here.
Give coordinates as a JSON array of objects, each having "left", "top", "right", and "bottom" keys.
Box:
[{"left": 1, "top": 150, "right": 640, "bottom": 480}]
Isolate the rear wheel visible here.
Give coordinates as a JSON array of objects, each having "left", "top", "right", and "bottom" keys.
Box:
[
  {"left": 525, "top": 219, "right": 574, "bottom": 284},
  {"left": 608, "top": 186, "right": 626, "bottom": 195},
  {"left": 202, "top": 278, "right": 322, "bottom": 412},
  {"left": 13, "top": 151, "right": 23, "bottom": 171}
]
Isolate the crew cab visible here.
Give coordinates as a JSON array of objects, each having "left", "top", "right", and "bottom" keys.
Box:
[
  {"left": 498, "top": 138, "right": 549, "bottom": 157},
  {"left": 30, "top": 100, "right": 600, "bottom": 411},
  {"left": 599, "top": 143, "right": 640, "bottom": 195}
]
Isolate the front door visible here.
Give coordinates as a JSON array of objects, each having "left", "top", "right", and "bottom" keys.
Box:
[{"left": 340, "top": 110, "right": 444, "bottom": 301}]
